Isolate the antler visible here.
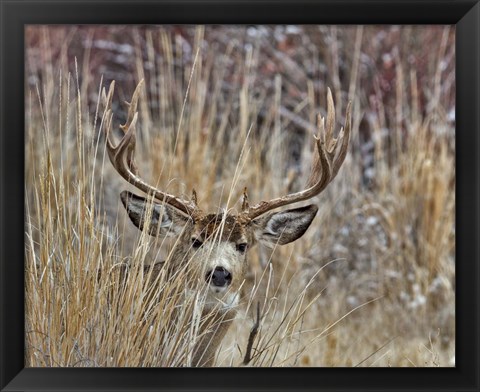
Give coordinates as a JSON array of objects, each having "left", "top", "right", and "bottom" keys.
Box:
[
  {"left": 240, "top": 88, "right": 351, "bottom": 223},
  {"left": 103, "top": 80, "right": 201, "bottom": 219}
]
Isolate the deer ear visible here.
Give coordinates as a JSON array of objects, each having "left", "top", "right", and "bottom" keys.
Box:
[
  {"left": 251, "top": 204, "right": 318, "bottom": 247},
  {"left": 120, "top": 191, "right": 191, "bottom": 237}
]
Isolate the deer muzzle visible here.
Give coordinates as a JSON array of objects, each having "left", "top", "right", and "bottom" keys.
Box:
[{"left": 205, "top": 266, "right": 232, "bottom": 288}]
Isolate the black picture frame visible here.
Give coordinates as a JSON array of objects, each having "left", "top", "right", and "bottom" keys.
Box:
[{"left": 1, "top": 1, "right": 479, "bottom": 391}]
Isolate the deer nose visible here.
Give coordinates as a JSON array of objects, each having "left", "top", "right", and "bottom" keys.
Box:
[{"left": 206, "top": 266, "right": 232, "bottom": 287}]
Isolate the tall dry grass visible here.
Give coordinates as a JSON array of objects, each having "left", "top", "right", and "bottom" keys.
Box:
[{"left": 25, "top": 25, "right": 455, "bottom": 367}]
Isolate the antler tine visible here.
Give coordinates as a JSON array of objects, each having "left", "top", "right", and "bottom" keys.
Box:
[
  {"left": 331, "top": 100, "right": 352, "bottom": 178},
  {"left": 104, "top": 80, "right": 201, "bottom": 219},
  {"left": 240, "top": 89, "right": 351, "bottom": 223},
  {"left": 325, "top": 87, "right": 335, "bottom": 144}
]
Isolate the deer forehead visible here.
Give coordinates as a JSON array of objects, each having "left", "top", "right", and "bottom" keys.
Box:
[{"left": 193, "top": 214, "right": 248, "bottom": 243}]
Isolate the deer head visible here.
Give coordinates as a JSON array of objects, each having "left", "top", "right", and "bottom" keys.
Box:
[{"left": 103, "top": 80, "right": 351, "bottom": 365}]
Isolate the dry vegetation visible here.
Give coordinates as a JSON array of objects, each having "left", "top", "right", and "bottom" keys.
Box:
[{"left": 25, "top": 25, "right": 455, "bottom": 367}]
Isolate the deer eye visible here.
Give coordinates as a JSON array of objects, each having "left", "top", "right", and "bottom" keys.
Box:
[
  {"left": 192, "top": 238, "right": 203, "bottom": 249},
  {"left": 236, "top": 243, "right": 248, "bottom": 253}
]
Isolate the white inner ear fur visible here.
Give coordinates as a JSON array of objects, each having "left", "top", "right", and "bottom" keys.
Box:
[
  {"left": 128, "top": 201, "right": 171, "bottom": 226},
  {"left": 153, "top": 204, "right": 190, "bottom": 237},
  {"left": 252, "top": 205, "right": 318, "bottom": 246},
  {"left": 121, "top": 191, "right": 190, "bottom": 237},
  {"left": 264, "top": 210, "right": 312, "bottom": 235}
]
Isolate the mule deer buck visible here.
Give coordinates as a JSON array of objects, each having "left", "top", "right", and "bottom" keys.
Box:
[{"left": 103, "top": 80, "right": 351, "bottom": 366}]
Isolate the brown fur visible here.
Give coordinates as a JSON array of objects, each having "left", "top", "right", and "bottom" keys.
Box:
[{"left": 195, "top": 214, "right": 246, "bottom": 244}]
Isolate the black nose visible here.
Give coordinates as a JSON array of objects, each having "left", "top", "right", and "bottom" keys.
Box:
[{"left": 206, "top": 267, "right": 232, "bottom": 287}]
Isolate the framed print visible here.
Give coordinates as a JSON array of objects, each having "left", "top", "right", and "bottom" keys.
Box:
[{"left": 1, "top": 1, "right": 479, "bottom": 391}]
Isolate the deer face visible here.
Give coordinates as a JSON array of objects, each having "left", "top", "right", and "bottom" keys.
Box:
[{"left": 121, "top": 191, "right": 318, "bottom": 309}]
